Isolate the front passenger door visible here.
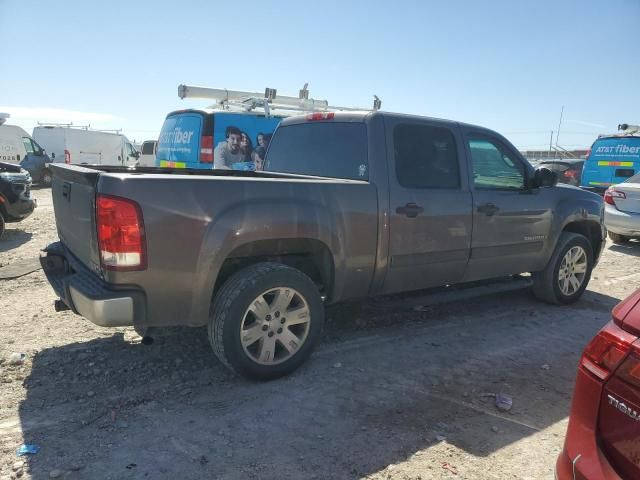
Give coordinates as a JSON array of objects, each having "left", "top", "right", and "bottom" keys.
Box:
[{"left": 463, "top": 132, "right": 552, "bottom": 282}]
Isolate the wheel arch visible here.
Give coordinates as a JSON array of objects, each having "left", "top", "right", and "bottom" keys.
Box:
[
  {"left": 561, "top": 220, "right": 604, "bottom": 262},
  {"left": 213, "top": 238, "right": 335, "bottom": 301}
]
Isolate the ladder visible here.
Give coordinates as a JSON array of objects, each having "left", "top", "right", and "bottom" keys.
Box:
[
  {"left": 177, "top": 84, "right": 381, "bottom": 116},
  {"left": 36, "top": 122, "right": 122, "bottom": 134}
]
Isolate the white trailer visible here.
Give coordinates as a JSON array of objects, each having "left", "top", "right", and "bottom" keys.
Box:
[{"left": 32, "top": 125, "right": 139, "bottom": 167}]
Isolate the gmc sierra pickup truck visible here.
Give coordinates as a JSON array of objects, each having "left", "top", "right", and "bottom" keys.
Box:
[{"left": 41, "top": 111, "right": 605, "bottom": 380}]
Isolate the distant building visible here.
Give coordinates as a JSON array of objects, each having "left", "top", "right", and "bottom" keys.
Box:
[{"left": 521, "top": 149, "right": 589, "bottom": 162}]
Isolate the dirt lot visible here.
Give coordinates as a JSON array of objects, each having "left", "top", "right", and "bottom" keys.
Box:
[{"left": 0, "top": 189, "right": 638, "bottom": 480}]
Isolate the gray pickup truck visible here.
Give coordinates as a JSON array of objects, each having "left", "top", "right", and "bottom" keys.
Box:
[{"left": 41, "top": 111, "right": 605, "bottom": 380}]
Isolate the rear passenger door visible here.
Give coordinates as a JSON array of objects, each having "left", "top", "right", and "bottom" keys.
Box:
[
  {"left": 462, "top": 131, "right": 552, "bottom": 281},
  {"left": 382, "top": 119, "right": 473, "bottom": 294}
]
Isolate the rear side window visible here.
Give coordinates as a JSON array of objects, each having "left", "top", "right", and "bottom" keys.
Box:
[
  {"left": 265, "top": 122, "right": 368, "bottom": 180},
  {"left": 156, "top": 113, "right": 203, "bottom": 164},
  {"left": 141, "top": 142, "right": 155, "bottom": 154},
  {"left": 393, "top": 124, "right": 460, "bottom": 189}
]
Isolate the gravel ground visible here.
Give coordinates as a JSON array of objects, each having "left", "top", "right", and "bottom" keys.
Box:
[{"left": 0, "top": 188, "right": 639, "bottom": 480}]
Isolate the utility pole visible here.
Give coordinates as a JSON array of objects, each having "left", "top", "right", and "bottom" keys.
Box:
[
  {"left": 555, "top": 105, "right": 564, "bottom": 146},
  {"left": 549, "top": 130, "right": 554, "bottom": 159}
]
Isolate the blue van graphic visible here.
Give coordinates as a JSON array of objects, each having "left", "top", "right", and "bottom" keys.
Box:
[
  {"left": 581, "top": 136, "right": 640, "bottom": 192},
  {"left": 156, "top": 110, "right": 282, "bottom": 170}
]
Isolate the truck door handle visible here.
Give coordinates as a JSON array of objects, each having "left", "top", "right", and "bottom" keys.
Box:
[
  {"left": 396, "top": 202, "right": 424, "bottom": 218},
  {"left": 477, "top": 203, "right": 499, "bottom": 216}
]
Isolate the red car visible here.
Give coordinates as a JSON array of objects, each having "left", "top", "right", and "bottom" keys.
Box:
[{"left": 557, "top": 288, "right": 640, "bottom": 479}]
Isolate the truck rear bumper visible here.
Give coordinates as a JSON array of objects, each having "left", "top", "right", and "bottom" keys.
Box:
[{"left": 40, "top": 242, "right": 145, "bottom": 327}]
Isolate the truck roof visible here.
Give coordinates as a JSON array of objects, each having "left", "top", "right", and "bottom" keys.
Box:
[{"left": 279, "top": 110, "right": 494, "bottom": 134}]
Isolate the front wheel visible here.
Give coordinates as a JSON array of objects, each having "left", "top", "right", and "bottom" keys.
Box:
[
  {"left": 209, "top": 262, "right": 324, "bottom": 380},
  {"left": 608, "top": 231, "right": 630, "bottom": 244},
  {"left": 41, "top": 169, "right": 52, "bottom": 187},
  {"left": 532, "top": 232, "right": 593, "bottom": 305}
]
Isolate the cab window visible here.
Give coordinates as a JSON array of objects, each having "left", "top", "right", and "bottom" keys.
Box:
[
  {"left": 469, "top": 138, "right": 525, "bottom": 190},
  {"left": 394, "top": 123, "right": 460, "bottom": 189}
]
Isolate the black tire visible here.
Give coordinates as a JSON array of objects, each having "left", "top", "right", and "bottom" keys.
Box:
[
  {"left": 608, "top": 231, "right": 630, "bottom": 244},
  {"left": 209, "top": 262, "right": 324, "bottom": 380},
  {"left": 532, "top": 232, "right": 593, "bottom": 305},
  {"left": 0, "top": 212, "right": 5, "bottom": 239},
  {"left": 41, "top": 169, "right": 52, "bottom": 187}
]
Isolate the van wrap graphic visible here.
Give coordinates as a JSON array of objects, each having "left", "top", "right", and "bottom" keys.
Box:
[
  {"left": 581, "top": 137, "right": 640, "bottom": 188},
  {"left": 156, "top": 114, "right": 202, "bottom": 165}
]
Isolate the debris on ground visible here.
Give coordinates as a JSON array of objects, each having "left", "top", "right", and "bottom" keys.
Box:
[
  {"left": 333, "top": 362, "right": 342, "bottom": 368},
  {"left": 491, "top": 426, "right": 499, "bottom": 433},
  {"left": 495, "top": 393, "right": 513, "bottom": 412},
  {"left": 8, "top": 352, "right": 26, "bottom": 365},
  {"left": 441, "top": 462, "right": 458, "bottom": 475},
  {"left": 16, "top": 444, "right": 40, "bottom": 456},
  {"left": 49, "top": 469, "right": 63, "bottom": 478},
  {"left": 541, "top": 364, "right": 551, "bottom": 370}
]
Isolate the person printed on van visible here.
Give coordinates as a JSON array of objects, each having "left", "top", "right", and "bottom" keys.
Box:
[
  {"left": 240, "top": 132, "right": 253, "bottom": 163},
  {"left": 256, "top": 132, "right": 267, "bottom": 149},
  {"left": 213, "top": 126, "right": 244, "bottom": 169},
  {"left": 252, "top": 146, "right": 267, "bottom": 171}
]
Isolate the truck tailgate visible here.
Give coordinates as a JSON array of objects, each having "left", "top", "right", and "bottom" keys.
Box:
[{"left": 50, "top": 164, "right": 101, "bottom": 271}]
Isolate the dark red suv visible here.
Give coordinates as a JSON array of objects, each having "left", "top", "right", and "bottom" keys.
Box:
[{"left": 557, "top": 288, "right": 640, "bottom": 479}]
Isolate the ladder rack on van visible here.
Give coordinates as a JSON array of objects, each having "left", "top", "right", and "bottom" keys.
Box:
[
  {"left": 36, "top": 122, "right": 123, "bottom": 135},
  {"left": 177, "top": 84, "right": 381, "bottom": 116}
]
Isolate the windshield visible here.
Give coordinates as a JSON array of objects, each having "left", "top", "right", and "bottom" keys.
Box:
[
  {"left": 626, "top": 172, "right": 640, "bottom": 183},
  {"left": 265, "top": 122, "right": 368, "bottom": 180}
]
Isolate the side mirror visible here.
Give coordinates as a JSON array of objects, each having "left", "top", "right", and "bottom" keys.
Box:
[
  {"left": 533, "top": 167, "right": 558, "bottom": 188},
  {"left": 51, "top": 152, "right": 56, "bottom": 159},
  {"left": 133, "top": 151, "right": 140, "bottom": 159}
]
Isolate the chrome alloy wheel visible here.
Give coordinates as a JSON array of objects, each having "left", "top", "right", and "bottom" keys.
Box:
[
  {"left": 558, "top": 246, "right": 588, "bottom": 296},
  {"left": 240, "top": 287, "right": 311, "bottom": 365}
]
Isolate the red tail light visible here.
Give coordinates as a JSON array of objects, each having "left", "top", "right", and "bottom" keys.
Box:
[
  {"left": 96, "top": 194, "right": 146, "bottom": 271},
  {"left": 604, "top": 188, "right": 626, "bottom": 206},
  {"left": 64, "top": 149, "right": 71, "bottom": 164},
  {"left": 563, "top": 169, "right": 578, "bottom": 179},
  {"left": 306, "top": 112, "right": 335, "bottom": 121},
  {"left": 200, "top": 135, "right": 213, "bottom": 163},
  {"left": 581, "top": 322, "right": 634, "bottom": 380},
  {"left": 616, "top": 354, "right": 640, "bottom": 389}
]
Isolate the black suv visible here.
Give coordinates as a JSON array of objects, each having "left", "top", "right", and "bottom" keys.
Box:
[{"left": 0, "top": 162, "right": 36, "bottom": 238}]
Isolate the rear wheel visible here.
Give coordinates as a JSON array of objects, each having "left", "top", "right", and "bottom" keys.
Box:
[
  {"left": 532, "top": 232, "right": 593, "bottom": 305},
  {"left": 208, "top": 262, "right": 324, "bottom": 380},
  {"left": 608, "top": 231, "right": 630, "bottom": 244}
]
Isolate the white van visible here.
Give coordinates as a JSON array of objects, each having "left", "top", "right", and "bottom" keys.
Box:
[
  {"left": 138, "top": 140, "right": 157, "bottom": 167},
  {"left": 32, "top": 126, "right": 139, "bottom": 167},
  {"left": 0, "top": 114, "right": 53, "bottom": 185}
]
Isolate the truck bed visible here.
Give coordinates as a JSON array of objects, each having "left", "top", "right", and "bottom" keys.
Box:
[{"left": 48, "top": 163, "right": 379, "bottom": 327}]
